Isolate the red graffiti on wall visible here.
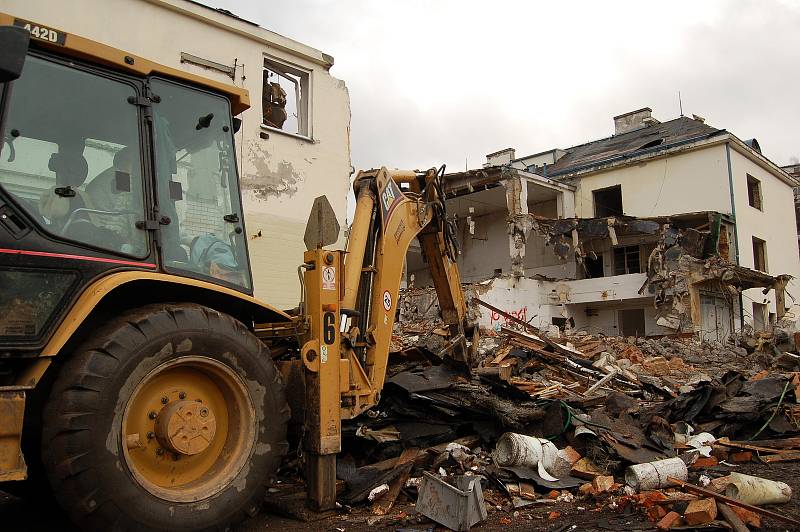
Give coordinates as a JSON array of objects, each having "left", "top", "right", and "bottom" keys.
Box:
[{"left": 490, "top": 306, "right": 528, "bottom": 325}]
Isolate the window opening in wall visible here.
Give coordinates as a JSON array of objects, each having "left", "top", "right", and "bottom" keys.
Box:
[
  {"left": 552, "top": 316, "right": 575, "bottom": 331},
  {"left": 747, "top": 174, "right": 762, "bottom": 210},
  {"left": 752, "top": 236, "right": 767, "bottom": 272},
  {"left": 593, "top": 185, "right": 623, "bottom": 217},
  {"left": 262, "top": 58, "right": 309, "bottom": 136},
  {"left": 613, "top": 245, "right": 641, "bottom": 275},
  {"left": 752, "top": 302, "right": 767, "bottom": 331},
  {"left": 618, "top": 308, "right": 646, "bottom": 337},
  {"left": 584, "top": 253, "right": 604, "bottom": 278}
]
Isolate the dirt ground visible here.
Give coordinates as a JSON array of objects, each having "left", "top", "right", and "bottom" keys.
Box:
[{"left": 4, "top": 460, "right": 800, "bottom": 531}]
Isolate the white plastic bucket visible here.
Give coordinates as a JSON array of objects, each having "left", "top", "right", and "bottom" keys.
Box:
[
  {"left": 625, "top": 457, "right": 688, "bottom": 491},
  {"left": 724, "top": 472, "right": 792, "bottom": 505}
]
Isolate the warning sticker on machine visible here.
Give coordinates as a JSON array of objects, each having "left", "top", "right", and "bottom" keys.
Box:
[
  {"left": 382, "top": 290, "right": 392, "bottom": 311},
  {"left": 322, "top": 266, "right": 336, "bottom": 290}
]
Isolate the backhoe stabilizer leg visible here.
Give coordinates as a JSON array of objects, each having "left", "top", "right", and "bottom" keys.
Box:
[
  {"left": 306, "top": 453, "right": 337, "bottom": 510},
  {"left": 301, "top": 248, "right": 343, "bottom": 511}
]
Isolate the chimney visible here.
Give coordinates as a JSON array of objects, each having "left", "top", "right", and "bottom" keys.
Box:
[
  {"left": 613, "top": 107, "right": 658, "bottom": 135},
  {"left": 484, "top": 148, "right": 516, "bottom": 167}
]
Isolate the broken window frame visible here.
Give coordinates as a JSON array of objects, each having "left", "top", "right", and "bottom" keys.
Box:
[
  {"left": 613, "top": 245, "right": 642, "bottom": 276},
  {"left": 752, "top": 236, "right": 768, "bottom": 272},
  {"left": 746, "top": 174, "right": 763, "bottom": 211},
  {"left": 593, "top": 185, "right": 623, "bottom": 217},
  {"left": 262, "top": 56, "right": 311, "bottom": 139}
]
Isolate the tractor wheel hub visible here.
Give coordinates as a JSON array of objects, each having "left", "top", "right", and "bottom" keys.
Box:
[{"left": 154, "top": 400, "right": 216, "bottom": 456}]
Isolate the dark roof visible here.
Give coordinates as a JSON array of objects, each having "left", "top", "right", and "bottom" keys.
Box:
[{"left": 532, "top": 116, "right": 722, "bottom": 178}]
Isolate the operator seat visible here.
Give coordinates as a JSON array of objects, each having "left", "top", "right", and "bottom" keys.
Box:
[{"left": 39, "top": 151, "right": 91, "bottom": 227}]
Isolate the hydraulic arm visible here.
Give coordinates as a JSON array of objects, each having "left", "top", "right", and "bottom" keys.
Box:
[{"left": 299, "top": 167, "right": 469, "bottom": 509}]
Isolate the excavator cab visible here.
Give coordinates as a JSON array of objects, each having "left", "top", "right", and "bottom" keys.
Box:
[{"left": 0, "top": 18, "right": 294, "bottom": 531}]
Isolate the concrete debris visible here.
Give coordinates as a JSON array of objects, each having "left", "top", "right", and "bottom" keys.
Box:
[{"left": 271, "top": 299, "right": 800, "bottom": 530}]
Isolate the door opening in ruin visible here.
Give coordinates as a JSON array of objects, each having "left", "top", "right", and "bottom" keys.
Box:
[
  {"left": 752, "top": 302, "right": 768, "bottom": 331},
  {"left": 618, "top": 308, "right": 645, "bottom": 337},
  {"left": 699, "top": 293, "right": 732, "bottom": 342}
]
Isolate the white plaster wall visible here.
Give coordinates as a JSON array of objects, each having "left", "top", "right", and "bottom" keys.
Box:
[
  {"left": 568, "top": 301, "right": 671, "bottom": 337},
  {"left": 552, "top": 273, "right": 650, "bottom": 305},
  {"left": 468, "top": 275, "right": 665, "bottom": 337},
  {"left": 572, "top": 145, "right": 731, "bottom": 218},
  {"left": 4, "top": 0, "right": 352, "bottom": 309},
  {"left": 728, "top": 148, "right": 800, "bottom": 326},
  {"left": 470, "top": 277, "right": 557, "bottom": 331},
  {"left": 409, "top": 210, "right": 514, "bottom": 285}
]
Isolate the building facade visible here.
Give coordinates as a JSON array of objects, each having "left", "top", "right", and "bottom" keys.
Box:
[
  {"left": 408, "top": 108, "right": 800, "bottom": 339},
  {"left": 4, "top": 0, "right": 352, "bottom": 309}
]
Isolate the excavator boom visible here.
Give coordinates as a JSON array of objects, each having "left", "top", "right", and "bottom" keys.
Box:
[{"left": 298, "top": 166, "right": 469, "bottom": 509}]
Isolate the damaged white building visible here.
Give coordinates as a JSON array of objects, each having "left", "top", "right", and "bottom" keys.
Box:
[{"left": 407, "top": 108, "right": 800, "bottom": 340}]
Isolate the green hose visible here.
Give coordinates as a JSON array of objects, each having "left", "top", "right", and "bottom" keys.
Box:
[{"left": 748, "top": 379, "right": 791, "bottom": 441}]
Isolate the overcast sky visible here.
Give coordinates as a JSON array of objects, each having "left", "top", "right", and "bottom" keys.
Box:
[{"left": 214, "top": 0, "right": 800, "bottom": 173}]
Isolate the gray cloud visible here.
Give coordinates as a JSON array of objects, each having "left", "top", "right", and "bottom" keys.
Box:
[{"left": 214, "top": 0, "right": 800, "bottom": 172}]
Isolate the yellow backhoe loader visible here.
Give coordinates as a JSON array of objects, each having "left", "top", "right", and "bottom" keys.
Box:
[{"left": 0, "top": 15, "right": 469, "bottom": 530}]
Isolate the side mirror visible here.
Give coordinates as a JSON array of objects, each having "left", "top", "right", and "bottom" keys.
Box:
[{"left": 0, "top": 26, "right": 30, "bottom": 83}]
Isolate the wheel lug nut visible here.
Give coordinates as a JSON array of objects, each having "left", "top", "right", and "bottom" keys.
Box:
[
  {"left": 148, "top": 411, "right": 157, "bottom": 420},
  {"left": 147, "top": 431, "right": 155, "bottom": 439},
  {"left": 178, "top": 391, "right": 187, "bottom": 400},
  {"left": 156, "top": 447, "right": 164, "bottom": 456},
  {"left": 161, "top": 396, "right": 169, "bottom": 404},
  {"left": 200, "top": 408, "right": 209, "bottom": 418}
]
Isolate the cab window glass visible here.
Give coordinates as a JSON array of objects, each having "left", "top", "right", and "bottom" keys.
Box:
[
  {"left": 0, "top": 56, "right": 146, "bottom": 256},
  {"left": 150, "top": 78, "right": 250, "bottom": 290}
]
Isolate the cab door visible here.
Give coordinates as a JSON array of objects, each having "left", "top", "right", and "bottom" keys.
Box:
[{"left": 149, "top": 78, "right": 252, "bottom": 293}]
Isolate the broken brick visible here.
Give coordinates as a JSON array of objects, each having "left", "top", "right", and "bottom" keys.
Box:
[
  {"left": 657, "top": 511, "right": 681, "bottom": 531},
  {"left": 547, "top": 490, "right": 560, "bottom": 499},
  {"left": 683, "top": 498, "right": 717, "bottom": 525},
  {"left": 635, "top": 490, "right": 669, "bottom": 508},
  {"left": 730, "top": 505, "right": 761, "bottom": 528},
  {"left": 592, "top": 475, "right": 614, "bottom": 493},
  {"left": 547, "top": 511, "right": 561, "bottom": 520},
  {"left": 579, "top": 483, "right": 597, "bottom": 496},
  {"left": 689, "top": 456, "right": 719, "bottom": 470},
  {"left": 647, "top": 505, "right": 668, "bottom": 522},
  {"left": 570, "top": 457, "right": 603, "bottom": 479}
]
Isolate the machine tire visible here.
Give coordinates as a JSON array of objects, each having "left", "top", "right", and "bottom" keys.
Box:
[{"left": 41, "top": 303, "right": 290, "bottom": 531}]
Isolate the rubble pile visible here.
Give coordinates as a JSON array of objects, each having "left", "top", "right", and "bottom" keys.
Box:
[{"left": 274, "top": 309, "right": 800, "bottom": 530}]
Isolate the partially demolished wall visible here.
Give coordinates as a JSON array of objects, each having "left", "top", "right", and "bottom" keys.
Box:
[{"left": 404, "top": 211, "right": 792, "bottom": 339}]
